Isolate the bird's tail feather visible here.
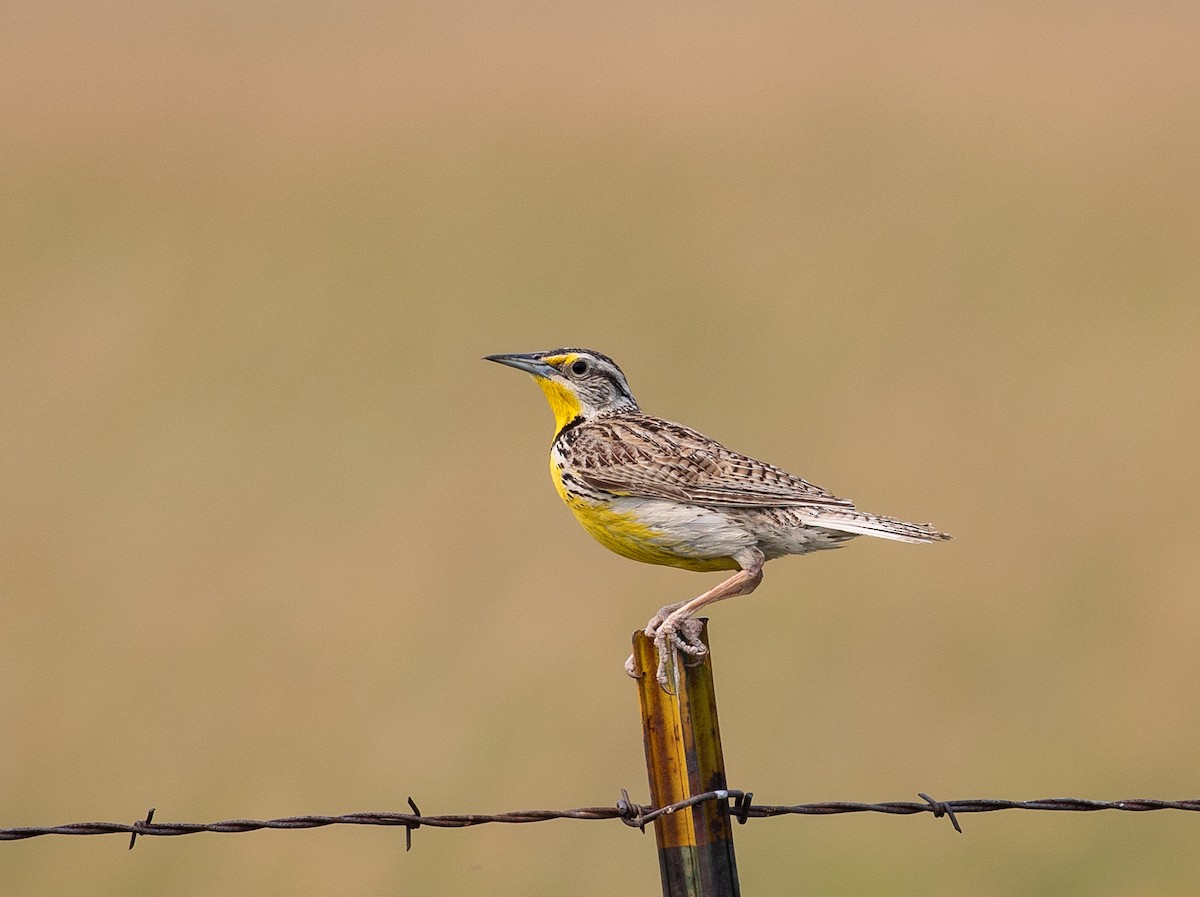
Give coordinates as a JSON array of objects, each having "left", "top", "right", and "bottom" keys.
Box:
[{"left": 802, "top": 508, "right": 951, "bottom": 544}]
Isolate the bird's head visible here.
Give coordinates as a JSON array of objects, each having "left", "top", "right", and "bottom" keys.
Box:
[{"left": 485, "top": 348, "right": 640, "bottom": 433}]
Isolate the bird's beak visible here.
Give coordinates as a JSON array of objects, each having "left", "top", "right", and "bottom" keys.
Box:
[{"left": 484, "top": 353, "right": 559, "bottom": 379}]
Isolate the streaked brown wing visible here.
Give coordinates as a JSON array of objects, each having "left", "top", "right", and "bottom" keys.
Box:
[{"left": 565, "top": 414, "right": 855, "bottom": 509}]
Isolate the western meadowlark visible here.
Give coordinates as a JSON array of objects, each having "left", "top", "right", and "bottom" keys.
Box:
[{"left": 486, "top": 348, "right": 950, "bottom": 687}]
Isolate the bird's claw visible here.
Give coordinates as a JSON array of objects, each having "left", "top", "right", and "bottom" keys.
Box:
[{"left": 624, "top": 653, "right": 640, "bottom": 679}]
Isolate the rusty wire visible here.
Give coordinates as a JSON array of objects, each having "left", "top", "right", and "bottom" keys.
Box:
[{"left": 3, "top": 791, "right": 1200, "bottom": 850}]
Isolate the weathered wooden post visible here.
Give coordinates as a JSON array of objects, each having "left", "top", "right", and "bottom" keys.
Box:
[{"left": 632, "top": 621, "right": 740, "bottom": 897}]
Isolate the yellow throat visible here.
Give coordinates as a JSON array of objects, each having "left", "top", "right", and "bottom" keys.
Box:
[{"left": 533, "top": 370, "right": 583, "bottom": 437}]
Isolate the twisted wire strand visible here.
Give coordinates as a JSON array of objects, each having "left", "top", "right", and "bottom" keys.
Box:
[{"left": 4, "top": 792, "right": 1199, "bottom": 850}]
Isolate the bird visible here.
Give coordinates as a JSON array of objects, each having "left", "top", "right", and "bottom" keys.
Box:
[{"left": 485, "top": 348, "right": 950, "bottom": 688}]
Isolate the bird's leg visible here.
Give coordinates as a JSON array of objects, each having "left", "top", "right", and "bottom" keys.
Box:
[
  {"left": 652, "top": 563, "right": 764, "bottom": 687},
  {"left": 625, "top": 552, "right": 766, "bottom": 689}
]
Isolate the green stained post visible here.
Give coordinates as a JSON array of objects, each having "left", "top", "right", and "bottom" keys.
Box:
[{"left": 633, "top": 622, "right": 740, "bottom": 897}]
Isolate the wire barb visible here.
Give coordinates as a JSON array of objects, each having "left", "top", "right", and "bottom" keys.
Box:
[
  {"left": 616, "top": 789, "right": 648, "bottom": 832},
  {"left": 128, "top": 808, "right": 155, "bottom": 850},
  {"left": 405, "top": 797, "right": 420, "bottom": 852},
  {"left": 918, "top": 793, "right": 962, "bottom": 833}
]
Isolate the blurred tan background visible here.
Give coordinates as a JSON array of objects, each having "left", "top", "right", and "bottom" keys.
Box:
[{"left": 2, "top": 2, "right": 1199, "bottom": 895}]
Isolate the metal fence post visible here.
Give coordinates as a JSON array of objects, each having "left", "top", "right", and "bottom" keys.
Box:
[{"left": 633, "top": 620, "right": 740, "bottom": 897}]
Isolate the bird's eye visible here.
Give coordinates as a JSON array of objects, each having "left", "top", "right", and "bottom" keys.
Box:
[{"left": 570, "top": 359, "right": 589, "bottom": 375}]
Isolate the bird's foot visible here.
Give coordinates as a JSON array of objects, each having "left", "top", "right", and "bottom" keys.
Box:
[
  {"left": 656, "top": 612, "right": 707, "bottom": 656},
  {"left": 625, "top": 607, "right": 707, "bottom": 688},
  {"left": 647, "top": 610, "right": 707, "bottom": 689}
]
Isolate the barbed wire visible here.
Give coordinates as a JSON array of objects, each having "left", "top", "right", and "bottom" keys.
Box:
[{"left": 3, "top": 791, "right": 1199, "bottom": 850}]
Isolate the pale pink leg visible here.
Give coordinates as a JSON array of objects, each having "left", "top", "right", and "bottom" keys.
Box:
[{"left": 625, "top": 550, "right": 765, "bottom": 689}]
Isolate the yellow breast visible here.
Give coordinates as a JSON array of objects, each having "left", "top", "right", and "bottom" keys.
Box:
[{"left": 549, "top": 457, "right": 738, "bottom": 573}]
